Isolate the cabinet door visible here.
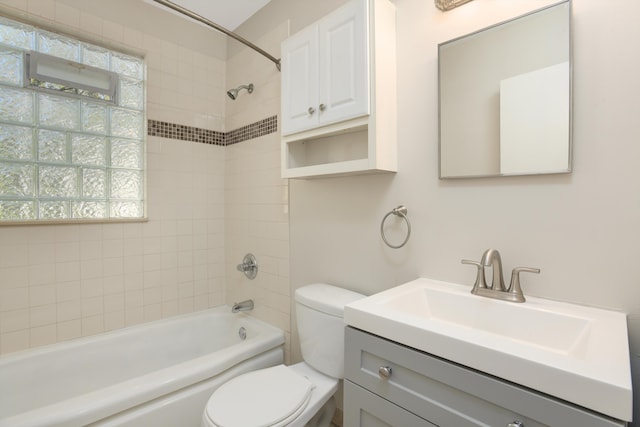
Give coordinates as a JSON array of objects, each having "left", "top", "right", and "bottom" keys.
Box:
[
  {"left": 281, "top": 24, "right": 318, "bottom": 136},
  {"left": 344, "top": 380, "right": 436, "bottom": 427},
  {"left": 318, "top": 0, "right": 369, "bottom": 126}
]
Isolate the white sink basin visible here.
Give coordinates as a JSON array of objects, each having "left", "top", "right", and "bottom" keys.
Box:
[{"left": 344, "top": 278, "right": 633, "bottom": 421}]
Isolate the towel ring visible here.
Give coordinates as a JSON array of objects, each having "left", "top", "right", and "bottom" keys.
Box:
[{"left": 380, "top": 205, "right": 411, "bottom": 249}]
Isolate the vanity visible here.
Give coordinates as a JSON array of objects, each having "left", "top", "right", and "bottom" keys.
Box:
[{"left": 343, "top": 278, "right": 633, "bottom": 426}]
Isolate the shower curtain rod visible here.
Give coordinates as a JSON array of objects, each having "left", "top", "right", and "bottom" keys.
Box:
[{"left": 151, "top": 0, "right": 281, "bottom": 71}]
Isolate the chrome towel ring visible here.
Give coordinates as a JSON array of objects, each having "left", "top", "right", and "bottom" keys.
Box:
[{"left": 380, "top": 205, "right": 411, "bottom": 249}]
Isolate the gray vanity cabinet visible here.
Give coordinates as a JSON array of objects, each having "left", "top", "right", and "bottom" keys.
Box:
[{"left": 344, "top": 327, "right": 626, "bottom": 427}]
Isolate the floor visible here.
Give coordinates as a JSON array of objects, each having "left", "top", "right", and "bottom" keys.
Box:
[{"left": 331, "top": 409, "right": 342, "bottom": 427}]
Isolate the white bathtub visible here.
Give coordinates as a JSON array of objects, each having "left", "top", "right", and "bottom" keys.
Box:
[{"left": 0, "top": 307, "right": 284, "bottom": 427}]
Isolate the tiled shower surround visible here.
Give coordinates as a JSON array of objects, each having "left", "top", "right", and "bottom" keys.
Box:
[{"left": 0, "top": 0, "right": 289, "bottom": 359}]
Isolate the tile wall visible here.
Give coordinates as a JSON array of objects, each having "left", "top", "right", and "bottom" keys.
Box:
[
  {"left": 224, "top": 21, "right": 291, "bottom": 361},
  {"left": 0, "top": 0, "right": 229, "bottom": 354},
  {"left": 0, "top": 0, "right": 292, "bottom": 357}
]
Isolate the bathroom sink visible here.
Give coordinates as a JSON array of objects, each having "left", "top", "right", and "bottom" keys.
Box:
[
  {"left": 344, "top": 278, "right": 633, "bottom": 421},
  {"left": 383, "top": 283, "right": 592, "bottom": 357}
]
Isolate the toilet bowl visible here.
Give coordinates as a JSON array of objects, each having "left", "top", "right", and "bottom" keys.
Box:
[{"left": 201, "top": 284, "right": 365, "bottom": 427}]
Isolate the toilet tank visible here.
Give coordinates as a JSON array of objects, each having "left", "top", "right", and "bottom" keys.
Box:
[{"left": 294, "top": 284, "right": 365, "bottom": 379}]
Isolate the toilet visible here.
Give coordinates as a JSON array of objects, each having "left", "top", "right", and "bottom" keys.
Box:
[{"left": 201, "top": 284, "right": 365, "bottom": 427}]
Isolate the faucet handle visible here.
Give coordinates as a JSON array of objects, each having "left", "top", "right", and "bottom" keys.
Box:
[
  {"left": 508, "top": 267, "right": 540, "bottom": 302},
  {"left": 462, "top": 259, "right": 487, "bottom": 293}
]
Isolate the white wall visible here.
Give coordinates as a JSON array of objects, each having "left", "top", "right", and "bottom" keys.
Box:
[
  {"left": 244, "top": 0, "right": 640, "bottom": 420},
  {"left": 0, "top": 0, "right": 228, "bottom": 353}
]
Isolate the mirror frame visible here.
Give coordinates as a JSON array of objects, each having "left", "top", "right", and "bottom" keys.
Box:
[{"left": 438, "top": 1, "right": 573, "bottom": 179}]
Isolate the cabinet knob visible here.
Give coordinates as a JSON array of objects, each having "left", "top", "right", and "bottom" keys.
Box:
[
  {"left": 378, "top": 366, "right": 392, "bottom": 379},
  {"left": 319, "top": 103, "right": 326, "bottom": 111},
  {"left": 307, "top": 107, "right": 315, "bottom": 115},
  {"left": 507, "top": 422, "right": 524, "bottom": 427}
]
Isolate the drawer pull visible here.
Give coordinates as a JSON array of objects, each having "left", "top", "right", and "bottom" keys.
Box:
[
  {"left": 507, "top": 422, "right": 524, "bottom": 427},
  {"left": 378, "top": 366, "right": 392, "bottom": 379}
]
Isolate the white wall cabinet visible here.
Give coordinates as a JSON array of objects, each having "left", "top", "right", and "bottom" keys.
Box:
[
  {"left": 280, "top": 0, "right": 397, "bottom": 179},
  {"left": 345, "top": 327, "right": 628, "bottom": 427},
  {"left": 281, "top": 0, "right": 368, "bottom": 135}
]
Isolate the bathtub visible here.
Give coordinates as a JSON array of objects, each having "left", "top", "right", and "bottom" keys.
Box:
[{"left": 0, "top": 307, "right": 284, "bottom": 427}]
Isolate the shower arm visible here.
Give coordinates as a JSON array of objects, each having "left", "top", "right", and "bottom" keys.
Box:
[{"left": 151, "top": 0, "right": 281, "bottom": 71}]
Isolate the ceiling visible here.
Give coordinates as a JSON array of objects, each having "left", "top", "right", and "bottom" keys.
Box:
[{"left": 149, "top": 0, "right": 272, "bottom": 31}]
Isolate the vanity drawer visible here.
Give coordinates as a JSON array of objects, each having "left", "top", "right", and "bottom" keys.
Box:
[
  {"left": 344, "top": 380, "right": 436, "bottom": 427},
  {"left": 345, "top": 327, "right": 625, "bottom": 427}
]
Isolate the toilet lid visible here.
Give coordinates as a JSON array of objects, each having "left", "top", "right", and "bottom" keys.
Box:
[{"left": 206, "top": 365, "right": 314, "bottom": 427}]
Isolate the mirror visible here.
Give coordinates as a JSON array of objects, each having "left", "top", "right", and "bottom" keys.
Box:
[{"left": 439, "top": 1, "right": 571, "bottom": 178}]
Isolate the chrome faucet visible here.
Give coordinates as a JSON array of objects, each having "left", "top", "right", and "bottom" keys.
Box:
[
  {"left": 480, "top": 248, "right": 506, "bottom": 292},
  {"left": 232, "top": 299, "right": 254, "bottom": 313},
  {"left": 462, "top": 249, "right": 539, "bottom": 303}
]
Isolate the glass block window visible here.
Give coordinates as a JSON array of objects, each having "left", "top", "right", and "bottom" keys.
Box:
[{"left": 0, "top": 16, "right": 145, "bottom": 222}]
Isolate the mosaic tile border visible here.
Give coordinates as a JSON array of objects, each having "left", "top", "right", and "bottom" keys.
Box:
[
  {"left": 226, "top": 116, "right": 278, "bottom": 145},
  {"left": 147, "top": 115, "right": 278, "bottom": 146}
]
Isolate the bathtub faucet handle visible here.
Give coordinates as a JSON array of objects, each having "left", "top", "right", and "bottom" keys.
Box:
[
  {"left": 236, "top": 253, "right": 258, "bottom": 280},
  {"left": 232, "top": 299, "right": 254, "bottom": 313}
]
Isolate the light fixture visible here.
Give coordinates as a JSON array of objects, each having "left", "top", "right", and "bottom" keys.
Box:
[
  {"left": 25, "top": 52, "right": 119, "bottom": 102},
  {"left": 435, "top": 0, "right": 475, "bottom": 12},
  {"left": 226, "top": 83, "right": 254, "bottom": 100}
]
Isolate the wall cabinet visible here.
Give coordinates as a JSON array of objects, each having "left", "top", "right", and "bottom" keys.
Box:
[
  {"left": 344, "top": 327, "right": 627, "bottom": 427},
  {"left": 281, "top": 0, "right": 368, "bottom": 135},
  {"left": 280, "top": 0, "right": 396, "bottom": 178}
]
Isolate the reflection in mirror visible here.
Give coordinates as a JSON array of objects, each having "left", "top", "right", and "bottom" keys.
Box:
[{"left": 439, "top": 1, "right": 572, "bottom": 178}]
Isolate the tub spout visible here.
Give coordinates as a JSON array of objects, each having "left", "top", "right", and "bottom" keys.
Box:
[{"left": 232, "top": 299, "right": 254, "bottom": 313}]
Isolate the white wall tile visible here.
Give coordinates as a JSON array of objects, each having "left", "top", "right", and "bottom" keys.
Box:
[
  {"left": 82, "top": 296, "right": 103, "bottom": 317},
  {"left": 0, "top": 266, "right": 29, "bottom": 288},
  {"left": 125, "top": 308, "right": 144, "bottom": 326},
  {"left": 27, "top": 0, "right": 55, "bottom": 19},
  {"left": 30, "top": 304, "right": 56, "bottom": 327},
  {"left": 0, "top": 309, "right": 29, "bottom": 333},
  {"left": 1, "top": 329, "right": 29, "bottom": 353},
  {"left": 102, "top": 19, "right": 123, "bottom": 43},
  {"left": 102, "top": 258, "right": 123, "bottom": 277},
  {"left": 29, "top": 263, "right": 56, "bottom": 286},
  {"left": 29, "top": 285, "right": 56, "bottom": 307},
  {"left": 81, "top": 279, "right": 103, "bottom": 300},
  {"left": 28, "top": 242, "right": 55, "bottom": 265},
  {"left": 79, "top": 11, "right": 102, "bottom": 37},
  {"left": 104, "top": 293, "right": 124, "bottom": 313},
  {"left": 0, "top": 245, "right": 28, "bottom": 268},
  {"left": 81, "top": 314, "right": 104, "bottom": 337},
  {"left": 104, "top": 310, "right": 125, "bottom": 332},
  {"left": 57, "top": 319, "right": 81, "bottom": 341},
  {"left": 79, "top": 241, "right": 102, "bottom": 261},
  {"left": 54, "top": 2, "right": 79, "bottom": 27},
  {"left": 57, "top": 299, "right": 80, "bottom": 322},
  {"left": 56, "top": 282, "right": 80, "bottom": 303},
  {"left": 103, "top": 275, "right": 124, "bottom": 295},
  {"left": 55, "top": 261, "right": 80, "bottom": 283},
  {"left": 30, "top": 324, "right": 56, "bottom": 347},
  {"left": 80, "top": 259, "right": 103, "bottom": 280}
]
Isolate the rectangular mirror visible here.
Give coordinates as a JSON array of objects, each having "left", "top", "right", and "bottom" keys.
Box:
[{"left": 438, "top": 1, "right": 572, "bottom": 179}]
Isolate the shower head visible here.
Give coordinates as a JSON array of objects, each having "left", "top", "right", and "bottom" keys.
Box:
[{"left": 227, "top": 83, "right": 254, "bottom": 100}]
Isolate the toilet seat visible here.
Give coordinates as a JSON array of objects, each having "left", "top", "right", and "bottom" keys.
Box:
[{"left": 204, "top": 365, "right": 314, "bottom": 427}]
